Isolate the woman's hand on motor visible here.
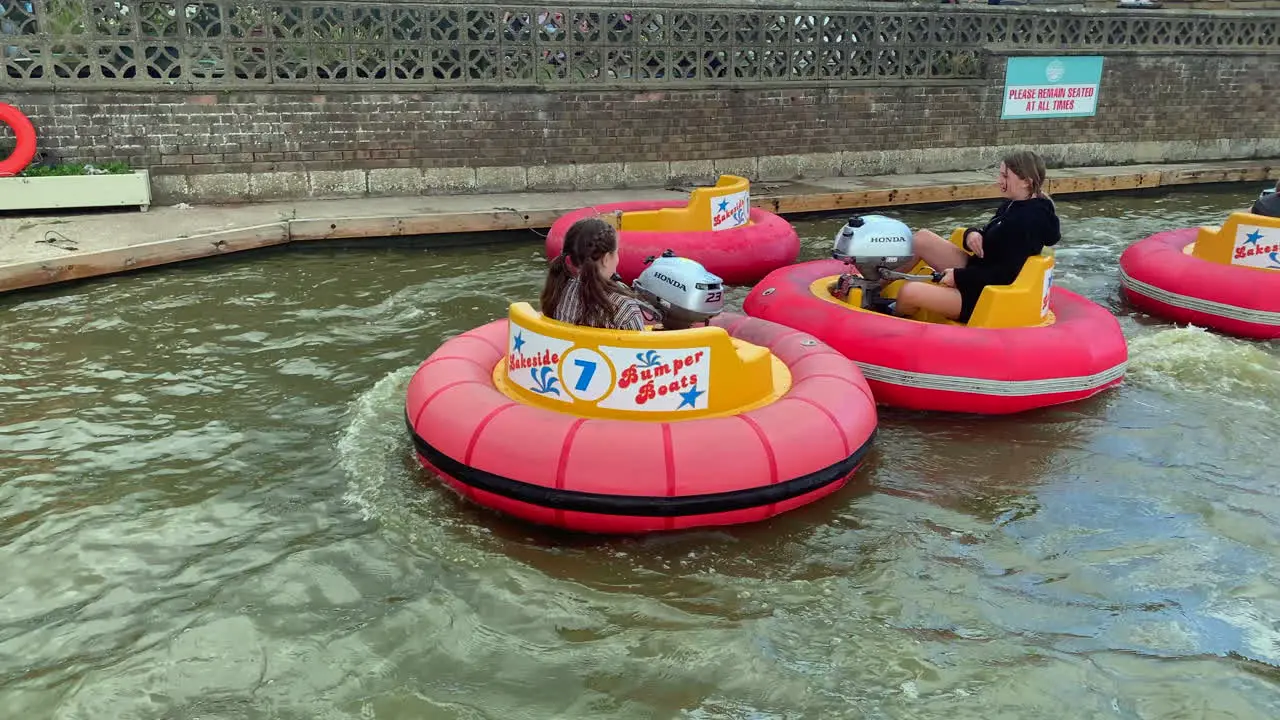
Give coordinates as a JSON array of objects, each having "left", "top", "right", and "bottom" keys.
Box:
[
  {"left": 965, "top": 231, "right": 985, "bottom": 258},
  {"left": 939, "top": 269, "right": 956, "bottom": 288}
]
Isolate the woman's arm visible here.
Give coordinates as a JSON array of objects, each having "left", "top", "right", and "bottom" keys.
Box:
[
  {"left": 951, "top": 202, "right": 1054, "bottom": 291},
  {"left": 614, "top": 298, "right": 649, "bottom": 331},
  {"left": 962, "top": 200, "right": 1016, "bottom": 254},
  {"left": 1014, "top": 202, "right": 1059, "bottom": 253},
  {"left": 962, "top": 226, "right": 983, "bottom": 254},
  {"left": 1037, "top": 204, "right": 1062, "bottom": 248}
]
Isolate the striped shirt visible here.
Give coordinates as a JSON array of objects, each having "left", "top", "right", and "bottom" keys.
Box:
[{"left": 553, "top": 276, "right": 651, "bottom": 331}]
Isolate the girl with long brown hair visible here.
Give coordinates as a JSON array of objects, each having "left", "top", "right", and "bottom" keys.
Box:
[
  {"left": 893, "top": 149, "right": 1061, "bottom": 323},
  {"left": 540, "top": 217, "right": 655, "bottom": 331}
]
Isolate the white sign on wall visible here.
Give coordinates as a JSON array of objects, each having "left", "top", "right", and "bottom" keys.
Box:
[{"left": 1001, "top": 56, "right": 1104, "bottom": 120}]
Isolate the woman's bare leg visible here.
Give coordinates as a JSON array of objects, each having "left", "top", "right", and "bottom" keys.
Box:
[
  {"left": 912, "top": 229, "right": 970, "bottom": 271},
  {"left": 895, "top": 282, "right": 963, "bottom": 320}
]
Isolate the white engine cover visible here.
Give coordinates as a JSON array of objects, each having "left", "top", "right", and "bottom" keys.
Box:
[
  {"left": 832, "top": 214, "right": 915, "bottom": 262},
  {"left": 631, "top": 254, "right": 724, "bottom": 328}
]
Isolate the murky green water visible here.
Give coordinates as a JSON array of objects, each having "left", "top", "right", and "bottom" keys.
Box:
[{"left": 2, "top": 184, "right": 1279, "bottom": 719}]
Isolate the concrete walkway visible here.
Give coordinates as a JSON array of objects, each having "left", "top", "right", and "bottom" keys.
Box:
[{"left": 1, "top": 159, "right": 1274, "bottom": 295}]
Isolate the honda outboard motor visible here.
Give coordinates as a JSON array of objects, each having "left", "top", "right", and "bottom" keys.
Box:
[
  {"left": 631, "top": 250, "right": 725, "bottom": 330},
  {"left": 830, "top": 214, "right": 940, "bottom": 310}
]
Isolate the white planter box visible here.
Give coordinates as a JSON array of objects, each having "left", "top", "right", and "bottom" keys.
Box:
[{"left": 0, "top": 170, "right": 152, "bottom": 212}]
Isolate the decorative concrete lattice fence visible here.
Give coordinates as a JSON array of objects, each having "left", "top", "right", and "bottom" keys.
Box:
[{"left": 1, "top": 1, "right": 1277, "bottom": 88}]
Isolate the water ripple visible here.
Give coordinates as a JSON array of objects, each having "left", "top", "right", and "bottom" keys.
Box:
[{"left": 1, "top": 188, "right": 1279, "bottom": 719}]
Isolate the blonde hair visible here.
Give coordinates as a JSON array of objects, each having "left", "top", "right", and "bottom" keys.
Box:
[{"left": 1002, "top": 149, "right": 1050, "bottom": 201}]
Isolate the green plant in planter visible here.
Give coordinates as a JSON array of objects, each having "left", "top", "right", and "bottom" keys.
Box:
[{"left": 19, "top": 161, "right": 132, "bottom": 177}]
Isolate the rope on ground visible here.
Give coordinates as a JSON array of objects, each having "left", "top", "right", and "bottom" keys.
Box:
[
  {"left": 37, "top": 229, "right": 79, "bottom": 251},
  {"left": 495, "top": 206, "right": 550, "bottom": 238}
]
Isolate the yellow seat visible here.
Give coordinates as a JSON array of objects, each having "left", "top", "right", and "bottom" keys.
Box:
[
  {"left": 620, "top": 175, "right": 753, "bottom": 233},
  {"left": 1188, "top": 211, "right": 1280, "bottom": 271},
  {"left": 888, "top": 227, "right": 1054, "bottom": 328},
  {"left": 966, "top": 253, "right": 1054, "bottom": 328},
  {"left": 952, "top": 226, "right": 1055, "bottom": 328}
]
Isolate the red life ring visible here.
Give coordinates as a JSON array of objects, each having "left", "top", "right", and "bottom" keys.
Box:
[{"left": 0, "top": 103, "right": 38, "bottom": 177}]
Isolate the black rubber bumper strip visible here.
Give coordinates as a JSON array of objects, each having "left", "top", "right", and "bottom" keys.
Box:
[{"left": 406, "top": 414, "right": 876, "bottom": 517}]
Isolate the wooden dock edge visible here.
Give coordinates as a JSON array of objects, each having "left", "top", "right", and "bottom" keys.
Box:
[
  {"left": 2, "top": 161, "right": 1275, "bottom": 295},
  {"left": 2, "top": 223, "right": 291, "bottom": 293}
]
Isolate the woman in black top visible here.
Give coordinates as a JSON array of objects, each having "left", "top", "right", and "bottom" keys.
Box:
[
  {"left": 1251, "top": 181, "right": 1280, "bottom": 218},
  {"left": 895, "top": 150, "right": 1061, "bottom": 324}
]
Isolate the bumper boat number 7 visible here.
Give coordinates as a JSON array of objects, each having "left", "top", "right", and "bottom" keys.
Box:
[{"left": 405, "top": 256, "right": 878, "bottom": 534}]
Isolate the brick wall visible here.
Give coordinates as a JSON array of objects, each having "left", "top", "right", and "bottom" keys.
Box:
[
  {"left": 2, "top": 2, "right": 1278, "bottom": 202},
  {"left": 4, "top": 53, "right": 1273, "bottom": 176}
]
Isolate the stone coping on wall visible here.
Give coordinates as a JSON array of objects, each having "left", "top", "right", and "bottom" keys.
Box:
[
  {"left": 145, "top": 140, "right": 1280, "bottom": 205},
  {"left": 2, "top": 158, "right": 1275, "bottom": 296}
]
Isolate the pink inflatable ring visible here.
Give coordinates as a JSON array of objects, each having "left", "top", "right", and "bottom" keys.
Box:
[
  {"left": 1120, "top": 227, "right": 1280, "bottom": 340},
  {"left": 404, "top": 311, "right": 878, "bottom": 534},
  {"left": 547, "top": 200, "right": 800, "bottom": 286},
  {"left": 743, "top": 259, "right": 1129, "bottom": 415}
]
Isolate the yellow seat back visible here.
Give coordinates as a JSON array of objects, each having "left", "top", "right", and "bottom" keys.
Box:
[
  {"left": 814, "top": 227, "right": 1054, "bottom": 328},
  {"left": 1191, "top": 211, "right": 1280, "bottom": 271},
  {"left": 902, "top": 227, "right": 1053, "bottom": 328},
  {"left": 620, "top": 175, "right": 752, "bottom": 233},
  {"left": 496, "top": 302, "right": 784, "bottom": 421},
  {"left": 966, "top": 253, "right": 1055, "bottom": 329}
]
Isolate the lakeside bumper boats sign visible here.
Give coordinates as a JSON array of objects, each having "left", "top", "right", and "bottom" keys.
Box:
[
  {"left": 710, "top": 189, "right": 750, "bottom": 232},
  {"left": 1001, "top": 56, "right": 1104, "bottom": 120},
  {"left": 506, "top": 321, "right": 712, "bottom": 412},
  {"left": 1231, "top": 224, "right": 1280, "bottom": 270}
]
